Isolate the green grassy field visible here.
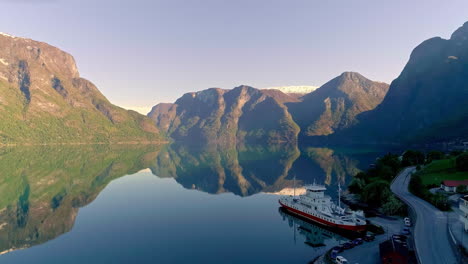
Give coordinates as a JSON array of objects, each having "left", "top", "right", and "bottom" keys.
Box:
[{"left": 420, "top": 158, "right": 468, "bottom": 186}]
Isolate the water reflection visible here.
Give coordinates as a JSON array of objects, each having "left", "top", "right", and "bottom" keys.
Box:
[
  {"left": 150, "top": 144, "right": 379, "bottom": 197},
  {"left": 0, "top": 145, "right": 161, "bottom": 255},
  {"left": 150, "top": 143, "right": 300, "bottom": 196},
  {"left": 0, "top": 143, "right": 382, "bottom": 258},
  {"left": 278, "top": 208, "right": 348, "bottom": 248}
]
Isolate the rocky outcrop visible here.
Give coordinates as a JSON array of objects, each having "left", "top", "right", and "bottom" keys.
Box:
[
  {"left": 287, "top": 72, "right": 389, "bottom": 137},
  {"left": 148, "top": 85, "right": 299, "bottom": 144},
  {"left": 340, "top": 22, "right": 468, "bottom": 144}
]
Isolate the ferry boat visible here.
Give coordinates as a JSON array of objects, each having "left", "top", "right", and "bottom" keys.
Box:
[{"left": 279, "top": 183, "right": 367, "bottom": 232}]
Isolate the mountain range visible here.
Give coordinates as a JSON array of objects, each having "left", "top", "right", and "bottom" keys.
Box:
[
  {"left": 0, "top": 33, "right": 164, "bottom": 144},
  {"left": 149, "top": 22, "right": 468, "bottom": 146},
  {"left": 1, "top": 22, "right": 467, "bottom": 146},
  {"left": 149, "top": 73, "right": 389, "bottom": 145}
]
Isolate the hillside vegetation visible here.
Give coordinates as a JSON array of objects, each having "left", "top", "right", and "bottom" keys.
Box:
[{"left": 0, "top": 33, "right": 164, "bottom": 144}]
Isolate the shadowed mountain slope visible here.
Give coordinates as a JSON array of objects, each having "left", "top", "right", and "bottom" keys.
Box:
[{"left": 339, "top": 22, "right": 468, "bottom": 144}]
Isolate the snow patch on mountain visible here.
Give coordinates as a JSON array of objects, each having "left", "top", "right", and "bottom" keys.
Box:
[
  {"left": 0, "top": 32, "right": 16, "bottom": 39},
  {"left": 263, "top": 86, "right": 318, "bottom": 94}
]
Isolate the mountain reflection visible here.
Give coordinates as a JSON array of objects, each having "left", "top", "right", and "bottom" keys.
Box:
[
  {"left": 0, "top": 145, "right": 161, "bottom": 255},
  {"left": 0, "top": 143, "right": 380, "bottom": 256},
  {"left": 150, "top": 144, "right": 375, "bottom": 197},
  {"left": 150, "top": 143, "right": 301, "bottom": 196}
]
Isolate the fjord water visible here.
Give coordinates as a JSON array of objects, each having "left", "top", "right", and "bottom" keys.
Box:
[{"left": 0, "top": 144, "right": 382, "bottom": 263}]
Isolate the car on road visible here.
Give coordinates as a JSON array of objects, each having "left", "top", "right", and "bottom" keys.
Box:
[
  {"left": 364, "top": 234, "right": 375, "bottom": 241},
  {"left": 341, "top": 242, "right": 354, "bottom": 249},
  {"left": 331, "top": 246, "right": 344, "bottom": 253},
  {"left": 335, "top": 256, "right": 348, "bottom": 264},
  {"left": 393, "top": 238, "right": 407, "bottom": 245},
  {"left": 352, "top": 238, "right": 363, "bottom": 245},
  {"left": 331, "top": 249, "right": 339, "bottom": 259},
  {"left": 404, "top": 217, "right": 412, "bottom": 226},
  {"left": 401, "top": 228, "right": 411, "bottom": 235},
  {"left": 392, "top": 234, "right": 407, "bottom": 241}
]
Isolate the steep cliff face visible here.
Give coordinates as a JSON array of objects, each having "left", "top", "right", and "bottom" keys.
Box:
[
  {"left": 342, "top": 22, "right": 468, "bottom": 143},
  {"left": 148, "top": 86, "right": 300, "bottom": 144},
  {"left": 0, "top": 33, "right": 163, "bottom": 144},
  {"left": 287, "top": 72, "right": 389, "bottom": 137}
]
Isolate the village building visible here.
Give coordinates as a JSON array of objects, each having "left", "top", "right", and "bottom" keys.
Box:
[{"left": 440, "top": 180, "right": 468, "bottom": 192}]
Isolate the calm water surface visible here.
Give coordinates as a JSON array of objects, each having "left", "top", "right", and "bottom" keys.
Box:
[{"left": 0, "top": 144, "right": 384, "bottom": 263}]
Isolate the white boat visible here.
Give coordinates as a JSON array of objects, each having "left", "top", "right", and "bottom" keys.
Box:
[{"left": 279, "top": 183, "right": 367, "bottom": 232}]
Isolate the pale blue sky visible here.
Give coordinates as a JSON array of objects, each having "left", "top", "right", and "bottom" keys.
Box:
[{"left": 1, "top": 0, "right": 467, "bottom": 113}]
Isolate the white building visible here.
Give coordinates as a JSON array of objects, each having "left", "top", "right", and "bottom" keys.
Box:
[{"left": 440, "top": 180, "right": 468, "bottom": 192}]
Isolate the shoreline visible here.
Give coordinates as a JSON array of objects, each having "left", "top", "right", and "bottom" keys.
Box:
[{"left": 0, "top": 141, "right": 170, "bottom": 147}]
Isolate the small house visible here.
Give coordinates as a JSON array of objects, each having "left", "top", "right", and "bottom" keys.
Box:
[{"left": 440, "top": 180, "right": 468, "bottom": 192}]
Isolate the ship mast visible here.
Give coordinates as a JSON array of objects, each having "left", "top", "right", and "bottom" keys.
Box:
[
  {"left": 293, "top": 174, "right": 296, "bottom": 197},
  {"left": 338, "top": 182, "right": 341, "bottom": 209}
]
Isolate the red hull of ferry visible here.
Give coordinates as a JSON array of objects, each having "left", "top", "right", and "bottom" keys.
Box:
[{"left": 279, "top": 201, "right": 367, "bottom": 232}]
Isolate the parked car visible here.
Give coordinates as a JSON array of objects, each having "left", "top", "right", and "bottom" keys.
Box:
[
  {"left": 401, "top": 228, "right": 411, "bottom": 235},
  {"left": 392, "top": 234, "right": 407, "bottom": 241},
  {"left": 352, "top": 238, "right": 363, "bottom": 245},
  {"left": 331, "top": 249, "right": 339, "bottom": 259},
  {"left": 342, "top": 242, "right": 354, "bottom": 249},
  {"left": 393, "top": 239, "right": 407, "bottom": 245},
  {"left": 364, "top": 234, "right": 375, "bottom": 241},
  {"left": 331, "top": 245, "right": 344, "bottom": 253},
  {"left": 404, "top": 217, "right": 412, "bottom": 226},
  {"left": 335, "top": 256, "right": 348, "bottom": 264}
]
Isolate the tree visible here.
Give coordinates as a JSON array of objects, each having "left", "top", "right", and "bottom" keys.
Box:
[
  {"left": 456, "top": 185, "right": 467, "bottom": 194},
  {"left": 348, "top": 178, "right": 365, "bottom": 194},
  {"left": 426, "top": 151, "right": 444, "bottom": 163},
  {"left": 378, "top": 153, "right": 402, "bottom": 174},
  {"left": 382, "top": 195, "right": 406, "bottom": 215},
  {"left": 432, "top": 193, "right": 450, "bottom": 211},
  {"left": 456, "top": 152, "right": 468, "bottom": 172},
  {"left": 402, "top": 150, "right": 425, "bottom": 166},
  {"left": 362, "top": 180, "right": 391, "bottom": 207},
  {"left": 409, "top": 173, "right": 425, "bottom": 198},
  {"left": 450, "top": 150, "right": 463, "bottom": 157},
  {"left": 378, "top": 165, "right": 395, "bottom": 181}
]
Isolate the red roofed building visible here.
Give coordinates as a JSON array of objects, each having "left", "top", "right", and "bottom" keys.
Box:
[{"left": 440, "top": 180, "right": 468, "bottom": 192}]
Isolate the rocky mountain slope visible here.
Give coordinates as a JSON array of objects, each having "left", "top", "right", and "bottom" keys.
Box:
[
  {"left": 287, "top": 72, "right": 389, "bottom": 137},
  {"left": 148, "top": 85, "right": 299, "bottom": 144},
  {"left": 0, "top": 33, "right": 164, "bottom": 144},
  {"left": 340, "top": 22, "right": 468, "bottom": 144}
]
